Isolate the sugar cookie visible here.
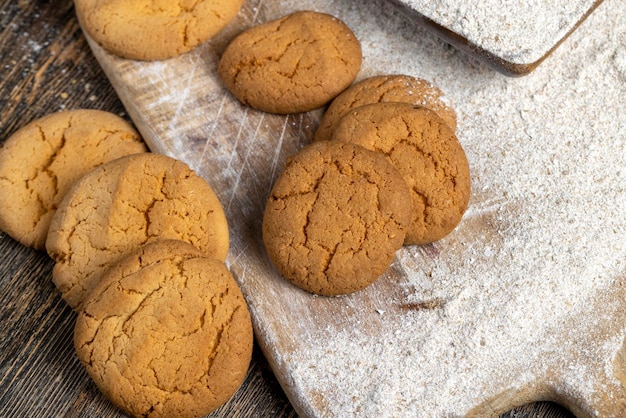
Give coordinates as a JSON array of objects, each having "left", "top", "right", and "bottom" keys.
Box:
[
  {"left": 331, "top": 102, "right": 470, "bottom": 245},
  {"left": 46, "top": 153, "right": 229, "bottom": 310},
  {"left": 75, "top": 252, "right": 252, "bottom": 418},
  {"left": 313, "top": 74, "right": 457, "bottom": 142},
  {"left": 218, "top": 11, "right": 362, "bottom": 114},
  {"left": 0, "top": 109, "right": 146, "bottom": 250},
  {"left": 74, "top": 0, "right": 244, "bottom": 60},
  {"left": 262, "top": 141, "right": 412, "bottom": 296}
]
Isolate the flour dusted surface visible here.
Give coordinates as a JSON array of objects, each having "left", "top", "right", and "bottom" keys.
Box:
[
  {"left": 254, "top": 0, "right": 626, "bottom": 416},
  {"left": 393, "top": 0, "right": 601, "bottom": 64},
  {"left": 93, "top": 0, "right": 626, "bottom": 415}
]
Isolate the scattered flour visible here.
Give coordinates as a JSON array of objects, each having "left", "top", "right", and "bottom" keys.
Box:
[
  {"left": 393, "top": 0, "right": 601, "bottom": 64},
  {"left": 251, "top": 0, "right": 626, "bottom": 416},
  {"left": 95, "top": 0, "right": 626, "bottom": 416}
]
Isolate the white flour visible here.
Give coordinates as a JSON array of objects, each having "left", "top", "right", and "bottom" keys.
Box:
[
  {"left": 252, "top": 0, "right": 626, "bottom": 416},
  {"left": 393, "top": 0, "right": 601, "bottom": 64},
  {"left": 96, "top": 0, "right": 626, "bottom": 415}
]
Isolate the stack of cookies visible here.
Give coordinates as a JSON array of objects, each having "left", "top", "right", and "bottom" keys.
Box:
[
  {"left": 0, "top": 110, "right": 253, "bottom": 418},
  {"left": 317, "top": 75, "right": 470, "bottom": 246},
  {"left": 1, "top": 7, "right": 366, "bottom": 417},
  {"left": 263, "top": 75, "right": 470, "bottom": 296},
  {"left": 214, "top": 11, "right": 470, "bottom": 297},
  {"left": 1, "top": 5, "right": 470, "bottom": 414},
  {"left": 262, "top": 75, "right": 471, "bottom": 296}
]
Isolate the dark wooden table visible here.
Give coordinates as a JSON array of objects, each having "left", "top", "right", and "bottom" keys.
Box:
[{"left": 0, "top": 1, "right": 576, "bottom": 417}]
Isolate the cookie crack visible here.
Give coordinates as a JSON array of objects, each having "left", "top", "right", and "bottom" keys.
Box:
[
  {"left": 372, "top": 115, "right": 444, "bottom": 181},
  {"left": 99, "top": 11, "right": 119, "bottom": 37},
  {"left": 320, "top": 222, "right": 365, "bottom": 277},
  {"left": 179, "top": 0, "right": 202, "bottom": 14},
  {"left": 138, "top": 170, "right": 170, "bottom": 242},
  {"left": 412, "top": 190, "right": 429, "bottom": 223},
  {"left": 235, "top": 35, "right": 318, "bottom": 89},
  {"left": 120, "top": 285, "right": 165, "bottom": 336},
  {"left": 205, "top": 305, "right": 238, "bottom": 377},
  {"left": 327, "top": 36, "right": 353, "bottom": 69},
  {"left": 142, "top": 198, "right": 161, "bottom": 241},
  {"left": 49, "top": 215, "right": 83, "bottom": 264},
  {"left": 301, "top": 171, "right": 326, "bottom": 250},
  {"left": 26, "top": 125, "right": 65, "bottom": 224}
]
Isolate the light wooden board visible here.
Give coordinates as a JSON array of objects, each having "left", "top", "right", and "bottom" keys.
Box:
[
  {"left": 390, "top": 0, "right": 604, "bottom": 75},
  {"left": 85, "top": 0, "right": 626, "bottom": 416}
]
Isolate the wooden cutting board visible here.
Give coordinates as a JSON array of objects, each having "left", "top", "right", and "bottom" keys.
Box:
[
  {"left": 85, "top": 0, "right": 626, "bottom": 416},
  {"left": 391, "top": 0, "right": 604, "bottom": 75}
]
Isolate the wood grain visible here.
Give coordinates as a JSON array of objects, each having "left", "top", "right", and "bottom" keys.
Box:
[
  {"left": 83, "top": 0, "right": 626, "bottom": 417},
  {"left": 0, "top": 1, "right": 296, "bottom": 417}
]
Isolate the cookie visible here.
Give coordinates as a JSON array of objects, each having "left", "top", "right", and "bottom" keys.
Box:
[
  {"left": 331, "top": 102, "right": 471, "bottom": 245},
  {"left": 75, "top": 251, "right": 253, "bottom": 418},
  {"left": 218, "top": 11, "right": 362, "bottom": 114},
  {"left": 74, "top": 0, "right": 244, "bottom": 60},
  {"left": 313, "top": 74, "right": 457, "bottom": 142},
  {"left": 46, "top": 153, "right": 229, "bottom": 310},
  {"left": 0, "top": 109, "right": 146, "bottom": 250},
  {"left": 262, "top": 141, "right": 412, "bottom": 296}
]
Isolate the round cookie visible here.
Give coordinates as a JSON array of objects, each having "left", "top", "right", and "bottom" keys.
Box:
[
  {"left": 262, "top": 141, "right": 412, "bottom": 296},
  {"left": 46, "top": 153, "right": 229, "bottom": 310},
  {"left": 313, "top": 74, "right": 457, "bottom": 142},
  {"left": 331, "top": 102, "right": 471, "bottom": 245},
  {"left": 75, "top": 253, "right": 253, "bottom": 418},
  {"left": 0, "top": 109, "right": 146, "bottom": 250},
  {"left": 74, "top": 0, "right": 244, "bottom": 60},
  {"left": 218, "top": 11, "right": 362, "bottom": 114}
]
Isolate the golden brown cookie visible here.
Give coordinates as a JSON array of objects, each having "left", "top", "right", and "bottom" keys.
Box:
[
  {"left": 262, "top": 141, "right": 412, "bottom": 296},
  {"left": 218, "top": 11, "right": 362, "bottom": 114},
  {"left": 331, "top": 102, "right": 471, "bottom": 245},
  {"left": 313, "top": 74, "right": 457, "bottom": 142},
  {"left": 75, "top": 251, "right": 253, "bottom": 418},
  {"left": 74, "top": 0, "right": 244, "bottom": 60},
  {"left": 46, "top": 153, "right": 229, "bottom": 310},
  {"left": 0, "top": 109, "right": 146, "bottom": 250}
]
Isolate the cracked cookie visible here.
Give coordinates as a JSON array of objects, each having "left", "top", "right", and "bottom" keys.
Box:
[
  {"left": 313, "top": 74, "right": 457, "bottom": 142},
  {"left": 331, "top": 102, "right": 470, "bottom": 245},
  {"left": 262, "top": 141, "right": 412, "bottom": 296},
  {"left": 46, "top": 153, "right": 229, "bottom": 311},
  {"left": 0, "top": 109, "right": 146, "bottom": 250},
  {"left": 75, "top": 248, "right": 253, "bottom": 418},
  {"left": 97, "top": 239, "right": 207, "bottom": 282},
  {"left": 74, "top": 0, "right": 244, "bottom": 60},
  {"left": 217, "top": 10, "right": 362, "bottom": 114}
]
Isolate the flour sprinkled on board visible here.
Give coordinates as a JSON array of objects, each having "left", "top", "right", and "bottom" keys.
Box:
[
  {"left": 261, "top": 0, "right": 626, "bottom": 416},
  {"left": 89, "top": 0, "right": 626, "bottom": 415},
  {"left": 393, "top": 0, "right": 602, "bottom": 65}
]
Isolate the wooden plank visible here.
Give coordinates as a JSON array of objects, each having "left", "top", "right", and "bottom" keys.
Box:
[
  {"left": 390, "top": 0, "right": 604, "bottom": 75},
  {"left": 83, "top": 0, "right": 626, "bottom": 416},
  {"left": 0, "top": 0, "right": 578, "bottom": 416},
  {"left": 0, "top": 1, "right": 297, "bottom": 417}
]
